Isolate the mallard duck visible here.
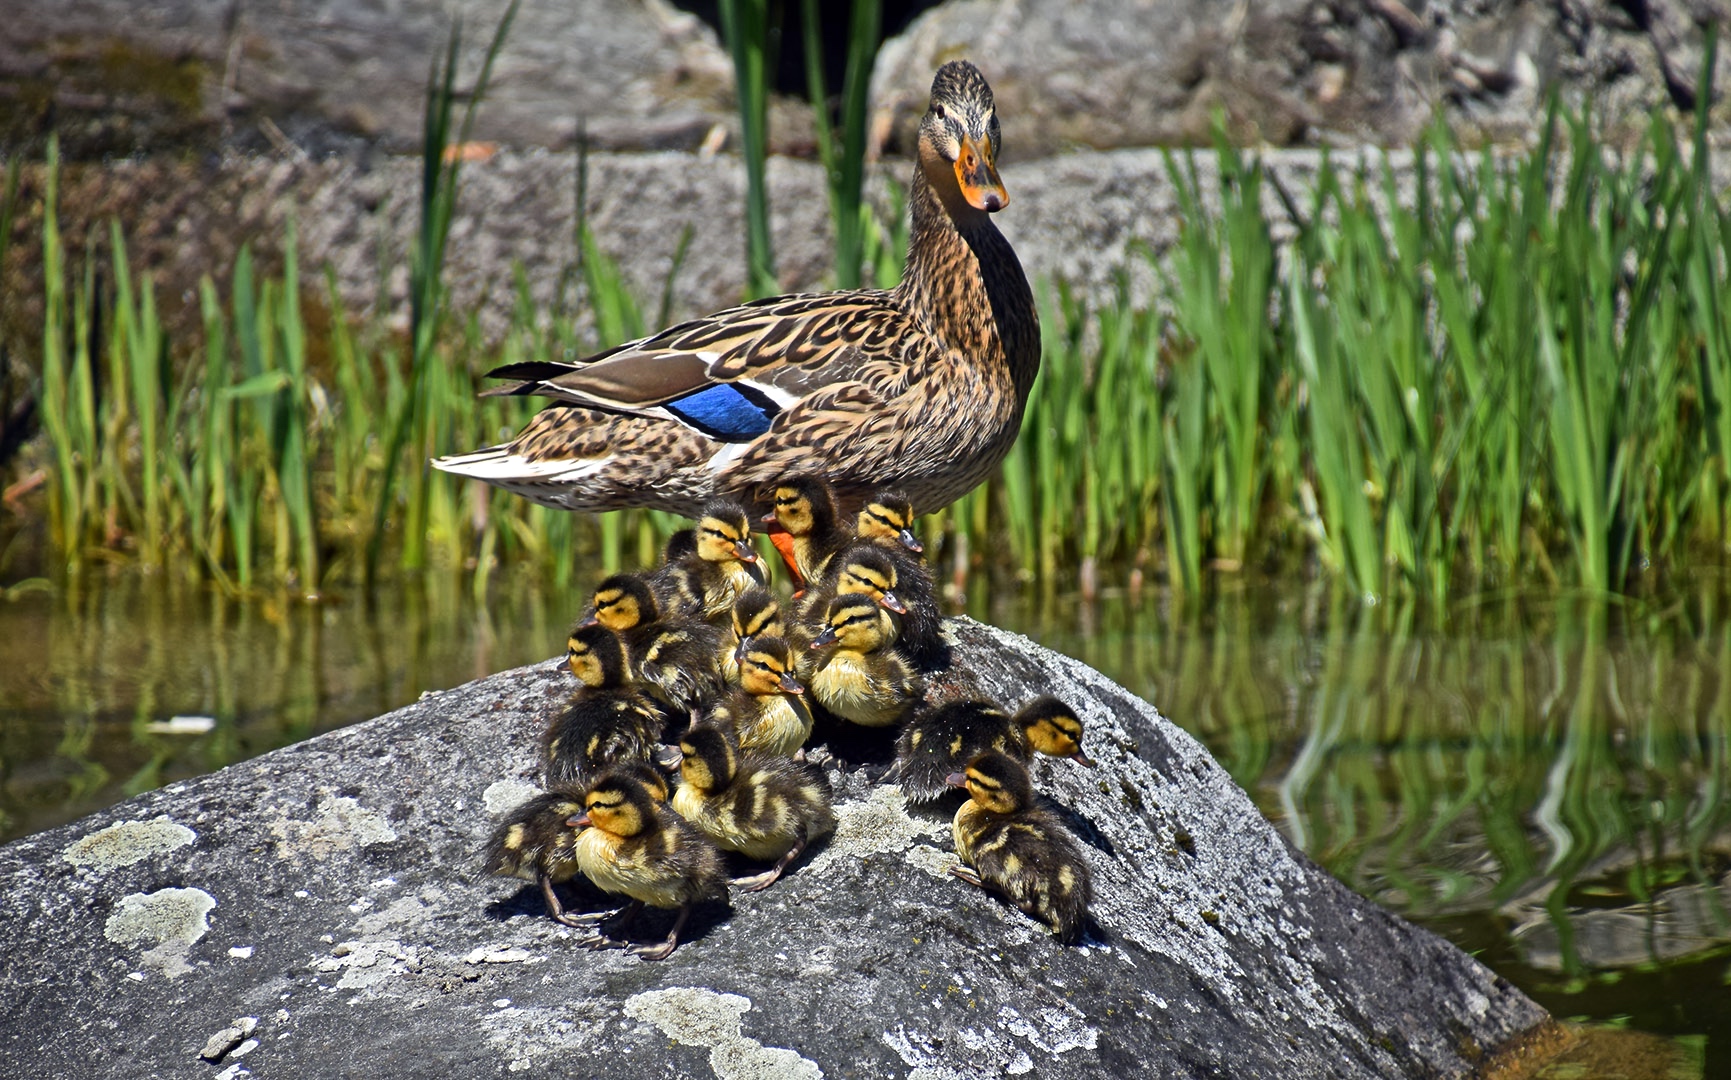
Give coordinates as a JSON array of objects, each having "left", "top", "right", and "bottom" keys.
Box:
[
  {"left": 481, "top": 787, "right": 589, "bottom": 924},
  {"left": 706, "top": 635, "right": 812, "bottom": 758},
  {"left": 889, "top": 694, "right": 1094, "bottom": 802},
  {"left": 808, "top": 594, "right": 923, "bottom": 728},
  {"left": 432, "top": 60, "right": 1038, "bottom": 522},
  {"left": 722, "top": 586, "right": 784, "bottom": 683},
  {"left": 649, "top": 498, "right": 765, "bottom": 619},
  {"left": 583, "top": 573, "right": 725, "bottom": 715},
  {"left": 948, "top": 751, "right": 1093, "bottom": 944},
  {"left": 671, "top": 723, "right": 836, "bottom": 891},
  {"left": 546, "top": 625, "right": 666, "bottom": 786},
  {"left": 567, "top": 769, "right": 730, "bottom": 960},
  {"left": 855, "top": 489, "right": 923, "bottom": 553},
  {"left": 761, "top": 475, "right": 851, "bottom": 588}
]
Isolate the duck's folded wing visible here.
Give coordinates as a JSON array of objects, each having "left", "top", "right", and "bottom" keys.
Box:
[{"left": 480, "top": 293, "right": 904, "bottom": 442}]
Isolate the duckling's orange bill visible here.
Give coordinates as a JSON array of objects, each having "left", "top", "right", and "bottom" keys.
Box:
[{"left": 954, "top": 135, "right": 1008, "bottom": 213}]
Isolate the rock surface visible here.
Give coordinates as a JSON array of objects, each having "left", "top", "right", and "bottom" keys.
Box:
[{"left": 0, "top": 618, "right": 1549, "bottom": 1079}]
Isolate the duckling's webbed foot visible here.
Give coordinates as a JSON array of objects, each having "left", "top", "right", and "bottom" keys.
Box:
[
  {"left": 627, "top": 903, "right": 693, "bottom": 960},
  {"left": 949, "top": 865, "right": 985, "bottom": 888},
  {"left": 731, "top": 836, "right": 809, "bottom": 892}
]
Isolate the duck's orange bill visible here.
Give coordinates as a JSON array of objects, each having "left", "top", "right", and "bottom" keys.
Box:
[{"left": 954, "top": 135, "right": 1008, "bottom": 212}]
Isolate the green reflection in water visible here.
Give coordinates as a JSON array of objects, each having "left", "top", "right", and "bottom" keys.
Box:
[{"left": 1, "top": 573, "right": 1727, "bottom": 1067}]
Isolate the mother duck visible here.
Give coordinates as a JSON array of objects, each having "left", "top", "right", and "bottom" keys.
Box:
[{"left": 433, "top": 60, "right": 1037, "bottom": 518}]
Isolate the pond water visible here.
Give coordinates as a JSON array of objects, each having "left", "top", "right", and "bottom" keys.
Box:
[{"left": 1, "top": 570, "right": 1725, "bottom": 1075}]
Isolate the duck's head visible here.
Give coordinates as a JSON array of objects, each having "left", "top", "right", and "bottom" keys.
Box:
[
  {"left": 857, "top": 490, "right": 922, "bottom": 554},
  {"left": 833, "top": 547, "right": 908, "bottom": 615},
  {"left": 762, "top": 475, "right": 841, "bottom": 539},
  {"left": 696, "top": 499, "right": 762, "bottom": 567},
  {"left": 730, "top": 587, "right": 784, "bottom": 659},
  {"left": 567, "top": 771, "right": 659, "bottom": 837},
  {"left": 677, "top": 723, "right": 739, "bottom": 792},
  {"left": 919, "top": 60, "right": 1006, "bottom": 215},
  {"left": 587, "top": 573, "right": 659, "bottom": 632},
  {"left": 737, "top": 634, "right": 805, "bottom": 697},
  {"left": 810, "top": 593, "right": 897, "bottom": 652},
  {"left": 565, "top": 623, "right": 633, "bottom": 688},
  {"left": 945, "top": 750, "right": 1034, "bottom": 814},
  {"left": 1017, "top": 695, "right": 1094, "bottom": 766}
]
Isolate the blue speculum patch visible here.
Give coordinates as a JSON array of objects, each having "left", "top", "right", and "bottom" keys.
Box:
[{"left": 665, "top": 383, "right": 778, "bottom": 441}]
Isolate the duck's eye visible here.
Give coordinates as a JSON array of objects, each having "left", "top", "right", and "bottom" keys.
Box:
[{"left": 932, "top": 102, "right": 947, "bottom": 120}]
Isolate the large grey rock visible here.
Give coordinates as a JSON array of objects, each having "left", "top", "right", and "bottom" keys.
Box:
[
  {"left": 0, "top": 0, "right": 735, "bottom": 156},
  {"left": 0, "top": 618, "right": 1549, "bottom": 1079},
  {"left": 872, "top": 0, "right": 1731, "bottom": 154}
]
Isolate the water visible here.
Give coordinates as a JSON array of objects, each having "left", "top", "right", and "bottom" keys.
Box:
[{"left": 1, "top": 571, "right": 1725, "bottom": 1074}]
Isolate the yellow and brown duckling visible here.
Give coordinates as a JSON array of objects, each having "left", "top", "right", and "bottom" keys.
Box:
[
  {"left": 671, "top": 723, "right": 836, "bottom": 891},
  {"left": 481, "top": 787, "right": 590, "bottom": 924},
  {"left": 807, "top": 594, "right": 924, "bottom": 729},
  {"left": 948, "top": 750, "right": 1093, "bottom": 945},
  {"left": 796, "top": 545, "right": 909, "bottom": 625},
  {"left": 855, "top": 489, "right": 924, "bottom": 554},
  {"left": 708, "top": 634, "right": 813, "bottom": 758},
  {"left": 851, "top": 489, "right": 946, "bottom": 669},
  {"left": 722, "top": 586, "right": 785, "bottom": 683},
  {"left": 566, "top": 768, "right": 730, "bottom": 960},
  {"left": 761, "top": 475, "right": 851, "bottom": 588},
  {"left": 650, "top": 498, "right": 766, "bottom": 620},
  {"left": 889, "top": 695, "right": 1094, "bottom": 803},
  {"left": 546, "top": 625, "right": 666, "bottom": 787},
  {"left": 584, "top": 572, "right": 724, "bottom": 716}
]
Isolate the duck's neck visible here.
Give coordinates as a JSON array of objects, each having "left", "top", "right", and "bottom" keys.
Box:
[{"left": 893, "top": 163, "right": 1039, "bottom": 405}]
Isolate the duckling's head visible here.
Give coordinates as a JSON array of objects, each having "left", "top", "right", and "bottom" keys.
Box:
[
  {"left": 919, "top": 60, "right": 1006, "bottom": 215},
  {"left": 1017, "top": 695, "right": 1094, "bottom": 766},
  {"left": 663, "top": 528, "right": 698, "bottom": 563},
  {"left": 763, "top": 476, "right": 841, "bottom": 539},
  {"left": 810, "top": 594, "right": 898, "bottom": 652},
  {"left": 946, "top": 750, "right": 1035, "bottom": 815},
  {"left": 589, "top": 573, "right": 660, "bottom": 631},
  {"left": 737, "top": 634, "right": 805, "bottom": 697},
  {"left": 696, "top": 499, "right": 762, "bottom": 567},
  {"left": 858, "top": 491, "right": 922, "bottom": 554},
  {"left": 833, "top": 547, "right": 908, "bottom": 615},
  {"left": 676, "top": 723, "right": 739, "bottom": 792},
  {"left": 613, "top": 761, "right": 673, "bottom": 803},
  {"left": 731, "top": 587, "right": 784, "bottom": 653},
  {"left": 568, "top": 770, "right": 660, "bottom": 838},
  {"left": 565, "top": 624, "right": 633, "bottom": 688}
]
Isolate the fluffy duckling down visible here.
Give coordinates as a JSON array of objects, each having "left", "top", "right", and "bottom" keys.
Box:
[
  {"left": 721, "top": 586, "right": 784, "bottom": 684},
  {"left": 566, "top": 768, "right": 729, "bottom": 960},
  {"left": 584, "top": 572, "right": 724, "bottom": 716},
  {"left": 761, "top": 475, "right": 851, "bottom": 588},
  {"left": 672, "top": 723, "right": 836, "bottom": 891},
  {"left": 948, "top": 750, "right": 1093, "bottom": 945},
  {"left": 481, "top": 787, "right": 589, "bottom": 924},
  {"left": 650, "top": 497, "right": 765, "bottom": 620},
  {"left": 847, "top": 491, "right": 947, "bottom": 670},
  {"left": 708, "top": 634, "right": 813, "bottom": 758},
  {"left": 890, "top": 695, "right": 1093, "bottom": 803},
  {"left": 807, "top": 594, "right": 923, "bottom": 728},
  {"left": 545, "top": 625, "right": 664, "bottom": 787}
]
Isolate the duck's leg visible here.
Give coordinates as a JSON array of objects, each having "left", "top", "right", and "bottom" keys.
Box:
[
  {"left": 577, "top": 899, "right": 646, "bottom": 947},
  {"left": 949, "top": 864, "right": 985, "bottom": 888},
  {"left": 629, "top": 903, "right": 691, "bottom": 961},
  {"left": 730, "top": 834, "right": 808, "bottom": 892}
]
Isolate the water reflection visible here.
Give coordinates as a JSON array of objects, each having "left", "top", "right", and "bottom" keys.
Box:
[{"left": 2, "top": 572, "right": 1727, "bottom": 1062}]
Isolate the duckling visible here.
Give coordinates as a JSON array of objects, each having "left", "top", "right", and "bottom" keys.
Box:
[
  {"left": 481, "top": 787, "right": 589, "bottom": 924},
  {"left": 709, "top": 635, "right": 812, "bottom": 758},
  {"left": 795, "top": 545, "right": 909, "bottom": 625},
  {"left": 721, "top": 586, "right": 785, "bottom": 683},
  {"left": 855, "top": 489, "right": 923, "bottom": 554},
  {"left": 889, "top": 695, "right": 1095, "bottom": 803},
  {"left": 672, "top": 723, "right": 836, "bottom": 890},
  {"left": 761, "top": 475, "right": 851, "bottom": 588},
  {"left": 948, "top": 750, "right": 1093, "bottom": 944},
  {"left": 545, "top": 625, "right": 665, "bottom": 787},
  {"left": 662, "top": 527, "right": 698, "bottom": 563},
  {"left": 808, "top": 594, "right": 924, "bottom": 728},
  {"left": 650, "top": 498, "right": 766, "bottom": 620},
  {"left": 567, "top": 769, "right": 730, "bottom": 960},
  {"left": 584, "top": 572, "right": 725, "bottom": 715}
]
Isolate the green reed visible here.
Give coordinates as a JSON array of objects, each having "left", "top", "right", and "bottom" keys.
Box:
[{"left": 718, "top": 0, "right": 777, "bottom": 298}]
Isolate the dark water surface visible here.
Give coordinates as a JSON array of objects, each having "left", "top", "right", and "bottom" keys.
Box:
[{"left": 2, "top": 572, "right": 1725, "bottom": 1074}]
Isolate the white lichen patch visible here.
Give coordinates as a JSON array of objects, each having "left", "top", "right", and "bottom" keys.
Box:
[
  {"left": 353, "top": 895, "right": 431, "bottom": 936},
  {"left": 804, "top": 786, "right": 948, "bottom": 876},
  {"left": 484, "top": 779, "right": 542, "bottom": 816},
  {"left": 268, "top": 795, "right": 398, "bottom": 864},
  {"left": 624, "top": 987, "right": 821, "bottom": 1080},
  {"left": 901, "top": 842, "right": 962, "bottom": 880},
  {"left": 64, "top": 816, "right": 195, "bottom": 871},
  {"left": 104, "top": 887, "right": 216, "bottom": 978},
  {"left": 313, "top": 939, "right": 417, "bottom": 990},
  {"left": 998, "top": 1003, "right": 1099, "bottom": 1055},
  {"left": 464, "top": 946, "right": 539, "bottom": 964}
]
